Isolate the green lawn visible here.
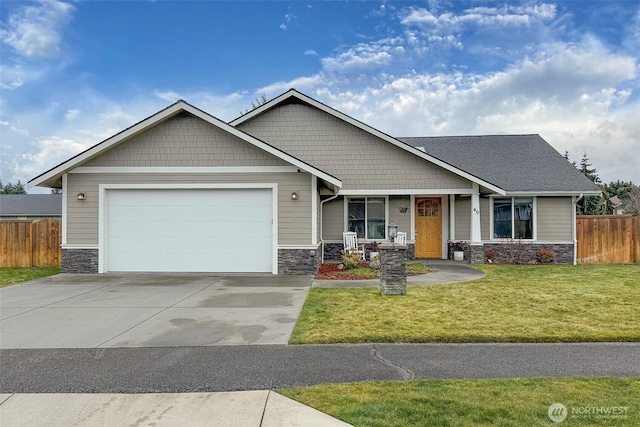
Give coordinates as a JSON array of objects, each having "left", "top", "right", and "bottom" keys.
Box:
[
  {"left": 0, "top": 267, "right": 60, "bottom": 288},
  {"left": 291, "top": 264, "right": 640, "bottom": 343},
  {"left": 279, "top": 377, "right": 640, "bottom": 427}
]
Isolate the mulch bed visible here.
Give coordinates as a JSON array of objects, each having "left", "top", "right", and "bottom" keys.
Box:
[{"left": 315, "top": 262, "right": 376, "bottom": 280}]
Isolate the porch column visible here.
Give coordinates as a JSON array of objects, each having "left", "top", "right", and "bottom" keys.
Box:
[
  {"left": 449, "top": 195, "right": 455, "bottom": 240},
  {"left": 470, "top": 183, "right": 481, "bottom": 243}
]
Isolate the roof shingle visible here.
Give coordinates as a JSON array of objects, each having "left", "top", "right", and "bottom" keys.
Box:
[
  {"left": 0, "top": 194, "right": 62, "bottom": 216},
  {"left": 398, "top": 134, "right": 600, "bottom": 193}
]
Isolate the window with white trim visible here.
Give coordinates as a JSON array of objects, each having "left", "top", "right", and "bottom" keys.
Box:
[
  {"left": 493, "top": 197, "right": 534, "bottom": 239},
  {"left": 348, "top": 197, "right": 386, "bottom": 239}
]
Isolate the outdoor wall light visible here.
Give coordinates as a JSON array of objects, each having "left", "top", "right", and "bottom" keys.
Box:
[
  {"left": 388, "top": 223, "right": 398, "bottom": 242},
  {"left": 77, "top": 193, "right": 86, "bottom": 201},
  {"left": 291, "top": 191, "right": 298, "bottom": 200}
]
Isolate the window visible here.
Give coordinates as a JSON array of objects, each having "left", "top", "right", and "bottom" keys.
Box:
[
  {"left": 493, "top": 197, "right": 533, "bottom": 239},
  {"left": 348, "top": 197, "right": 386, "bottom": 239}
]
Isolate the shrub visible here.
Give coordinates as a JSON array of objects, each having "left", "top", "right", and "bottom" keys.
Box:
[
  {"left": 369, "top": 259, "right": 381, "bottom": 270},
  {"left": 497, "top": 238, "right": 530, "bottom": 264},
  {"left": 485, "top": 249, "right": 498, "bottom": 264},
  {"left": 340, "top": 250, "right": 362, "bottom": 269},
  {"left": 537, "top": 249, "right": 555, "bottom": 264},
  {"left": 450, "top": 241, "right": 469, "bottom": 252}
]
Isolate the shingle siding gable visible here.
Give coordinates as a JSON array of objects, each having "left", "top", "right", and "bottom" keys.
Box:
[
  {"left": 237, "top": 103, "right": 471, "bottom": 190},
  {"left": 84, "top": 113, "right": 289, "bottom": 168}
]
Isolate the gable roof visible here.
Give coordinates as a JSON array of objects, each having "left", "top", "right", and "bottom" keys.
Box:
[
  {"left": 28, "top": 100, "right": 341, "bottom": 189},
  {"left": 399, "top": 135, "right": 601, "bottom": 194},
  {"left": 0, "top": 194, "right": 62, "bottom": 216},
  {"left": 231, "top": 89, "right": 506, "bottom": 195}
]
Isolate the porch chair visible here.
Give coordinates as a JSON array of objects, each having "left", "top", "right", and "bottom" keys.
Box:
[
  {"left": 395, "top": 231, "right": 407, "bottom": 245},
  {"left": 343, "top": 232, "right": 365, "bottom": 258}
]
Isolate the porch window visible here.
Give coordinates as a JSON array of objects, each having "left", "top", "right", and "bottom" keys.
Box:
[
  {"left": 348, "top": 197, "right": 386, "bottom": 239},
  {"left": 493, "top": 197, "right": 533, "bottom": 239}
]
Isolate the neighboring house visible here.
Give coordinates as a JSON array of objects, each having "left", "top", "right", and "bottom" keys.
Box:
[
  {"left": 610, "top": 196, "right": 625, "bottom": 215},
  {"left": 0, "top": 194, "right": 62, "bottom": 220},
  {"left": 28, "top": 89, "right": 600, "bottom": 274}
]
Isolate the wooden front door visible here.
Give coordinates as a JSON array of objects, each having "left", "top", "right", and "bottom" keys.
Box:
[{"left": 415, "top": 198, "right": 442, "bottom": 258}]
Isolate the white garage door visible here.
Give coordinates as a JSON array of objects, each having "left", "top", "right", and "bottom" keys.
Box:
[{"left": 106, "top": 188, "right": 273, "bottom": 272}]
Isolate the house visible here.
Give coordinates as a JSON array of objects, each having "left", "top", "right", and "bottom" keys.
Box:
[
  {"left": 0, "top": 194, "right": 62, "bottom": 220},
  {"left": 610, "top": 196, "right": 625, "bottom": 215},
  {"left": 28, "top": 89, "right": 600, "bottom": 274}
]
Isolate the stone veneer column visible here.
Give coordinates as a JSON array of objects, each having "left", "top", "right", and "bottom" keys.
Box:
[{"left": 379, "top": 243, "right": 407, "bottom": 296}]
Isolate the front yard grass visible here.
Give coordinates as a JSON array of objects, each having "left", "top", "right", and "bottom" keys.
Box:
[
  {"left": 279, "top": 377, "right": 640, "bottom": 426},
  {"left": 290, "top": 264, "right": 640, "bottom": 343},
  {"left": 0, "top": 267, "right": 60, "bottom": 288}
]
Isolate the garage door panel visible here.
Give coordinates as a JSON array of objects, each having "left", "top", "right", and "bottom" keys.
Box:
[
  {"left": 106, "top": 189, "right": 274, "bottom": 272},
  {"left": 108, "top": 221, "right": 271, "bottom": 239},
  {"left": 108, "top": 236, "right": 272, "bottom": 254},
  {"left": 108, "top": 253, "right": 272, "bottom": 273}
]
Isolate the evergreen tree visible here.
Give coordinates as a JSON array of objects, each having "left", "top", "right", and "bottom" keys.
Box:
[
  {"left": 570, "top": 153, "right": 608, "bottom": 215},
  {"left": 604, "top": 180, "right": 635, "bottom": 200},
  {"left": 0, "top": 180, "right": 27, "bottom": 194}
]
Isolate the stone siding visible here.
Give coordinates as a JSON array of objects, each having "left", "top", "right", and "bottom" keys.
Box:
[
  {"left": 61, "top": 249, "right": 99, "bottom": 273},
  {"left": 379, "top": 244, "right": 407, "bottom": 295},
  {"left": 469, "top": 245, "right": 485, "bottom": 264},
  {"left": 278, "top": 248, "right": 320, "bottom": 275},
  {"left": 482, "top": 243, "right": 574, "bottom": 264}
]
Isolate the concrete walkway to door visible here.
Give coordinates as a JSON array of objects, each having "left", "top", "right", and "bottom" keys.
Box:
[
  {"left": 0, "top": 273, "right": 312, "bottom": 349},
  {"left": 312, "top": 259, "right": 485, "bottom": 288}
]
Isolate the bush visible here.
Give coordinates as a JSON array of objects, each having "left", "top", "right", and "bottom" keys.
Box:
[
  {"left": 485, "top": 249, "right": 498, "bottom": 264},
  {"left": 537, "top": 249, "right": 555, "bottom": 264},
  {"left": 369, "top": 259, "right": 381, "bottom": 270},
  {"left": 340, "top": 250, "right": 362, "bottom": 269}
]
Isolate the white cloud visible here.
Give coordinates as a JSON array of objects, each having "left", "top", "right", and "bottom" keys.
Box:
[
  {"left": 401, "top": 3, "right": 556, "bottom": 29},
  {"left": 279, "top": 13, "right": 296, "bottom": 31},
  {"left": 0, "top": 1, "right": 75, "bottom": 90},
  {"left": 14, "top": 136, "right": 86, "bottom": 183},
  {"left": 65, "top": 109, "right": 79, "bottom": 121},
  {"left": 153, "top": 90, "right": 183, "bottom": 102},
  {"left": 0, "top": 0, "right": 75, "bottom": 59},
  {"left": 258, "top": 75, "right": 324, "bottom": 97},
  {"left": 321, "top": 37, "right": 403, "bottom": 73},
  {"left": 264, "top": 38, "right": 638, "bottom": 184},
  {"left": 304, "top": 49, "right": 318, "bottom": 56}
]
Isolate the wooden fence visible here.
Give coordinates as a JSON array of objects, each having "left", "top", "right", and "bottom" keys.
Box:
[
  {"left": 577, "top": 215, "right": 639, "bottom": 264},
  {"left": 0, "top": 220, "right": 61, "bottom": 268}
]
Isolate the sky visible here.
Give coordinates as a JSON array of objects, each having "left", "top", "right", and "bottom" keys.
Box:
[{"left": 1, "top": 0, "right": 639, "bottom": 193}]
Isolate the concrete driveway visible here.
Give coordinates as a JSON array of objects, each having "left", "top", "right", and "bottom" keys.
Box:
[{"left": 0, "top": 274, "right": 312, "bottom": 349}]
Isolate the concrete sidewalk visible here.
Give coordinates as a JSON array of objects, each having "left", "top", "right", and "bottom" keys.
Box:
[{"left": 0, "top": 391, "right": 351, "bottom": 427}]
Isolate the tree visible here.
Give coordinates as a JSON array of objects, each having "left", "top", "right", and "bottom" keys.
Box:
[
  {"left": 604, "top": 180, "right": 635, "bottom": 200},
  {"left": 51, "top": 188, "right": 62, "bottom": 194},
  {"left": 578, "top": 153, "right": 602, "bottom": 184},
  {"left": 0, "top": 180, "right": 27, "bottom": 194},
  {"left": 574, "top": 153, "right": 608, "bottom": 215},
  {"left": 567, "top": 152, "right": 638, "bottom": 215},
  {"left": 241, "top": 94, "right": 269, "bottom": 114},
  {"left": 621, "top": 186, "right": 640, "bottom": 216}
]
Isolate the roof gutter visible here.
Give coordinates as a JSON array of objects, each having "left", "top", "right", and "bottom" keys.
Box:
[{"left": 319, "top": 192, "right": 340, "bottom": 263}]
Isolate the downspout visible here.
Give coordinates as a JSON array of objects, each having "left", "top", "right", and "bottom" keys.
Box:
[
  {"left": 573, "top": 193, "right": 584, "bottom": 265},
  {"left": 319, "top": 192, "right": 340, "bottom": 263}
]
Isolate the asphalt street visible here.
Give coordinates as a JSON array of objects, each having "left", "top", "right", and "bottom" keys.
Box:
[{"left": 2, "top": 343, "right": 638, "bottom": 393}]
